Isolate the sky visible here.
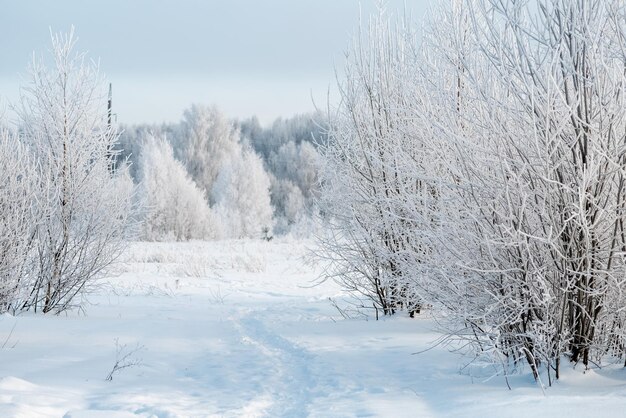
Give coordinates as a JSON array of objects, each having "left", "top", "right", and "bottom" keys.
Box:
[{"left": 0, "top": 0, "right": 428, "bottom": 125}]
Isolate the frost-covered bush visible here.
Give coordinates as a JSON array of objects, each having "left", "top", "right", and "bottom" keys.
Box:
[
  {"left": 319, "top": 10, "right": 424, "bottom": 316},
  {"left": 320, "top": 0, "right": 626, "bottom": 383},
  {"left": 417, "top": 0, "right": 626, "bottom": 381}
]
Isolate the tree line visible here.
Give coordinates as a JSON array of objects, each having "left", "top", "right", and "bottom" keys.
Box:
[{"left": 116, "top": 106, "right": 325, "bottom": 240}]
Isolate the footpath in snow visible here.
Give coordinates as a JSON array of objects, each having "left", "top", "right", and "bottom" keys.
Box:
[{"left": 0, "top": 239, "right": 625, "bottom": 417}]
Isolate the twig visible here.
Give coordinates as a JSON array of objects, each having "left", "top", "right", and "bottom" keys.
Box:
[{"left": 105, "top": 338, "right": 144, "bottom": 381}]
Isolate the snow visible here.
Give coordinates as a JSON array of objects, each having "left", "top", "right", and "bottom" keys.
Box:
[{"left": 0, "top": 239, "right": 625, "bottom": 417}]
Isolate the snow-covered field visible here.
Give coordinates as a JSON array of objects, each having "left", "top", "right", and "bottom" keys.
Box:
[{"left": 0, "top": 239, "right": 625, "bottom": 418}]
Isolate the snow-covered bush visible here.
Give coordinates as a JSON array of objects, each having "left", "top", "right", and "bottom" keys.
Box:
[
  {"left": 320, "top": 0, "right": 626, "bottom": 383},
  {"left": 404, "top": 0, "right": 626, "bottom": 382},
  {"left": 318, "top": 9, "right": 425, "bottom": 316},
  {"left": 138, "top": 136, "right": 215, "bottom": 241}
]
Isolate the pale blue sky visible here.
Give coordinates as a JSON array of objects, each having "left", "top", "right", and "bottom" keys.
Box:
[{"left": 0, "top": 0, "right": 429, "bottom": 125}]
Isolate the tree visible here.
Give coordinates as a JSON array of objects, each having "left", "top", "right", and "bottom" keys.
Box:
[
  {"left": 138, "top": 136, "right": 216, "bottom": 241},
  {"left": 177, "top": 104, "right": 240, "bottom": 203},
  {"left": 318, "top": 7, "right": 425, "bottom": 316},
  {"left": 452, "top": 0, "right": 626, "bottom": 379},
  {"left": 15, "top": 29, "right": 135, "bottom": 314},
  {"left": 115, "top": 122, "right": 180, "bottom": 182},
  {"left": 212, "top": 146, "right": 273, "bottom": 239},
  {"left": 294, "top": 141, "right": 321, "bottom": 201},
  {"left": 0, "top": 127, "right": 37, "bottom": 312},
  {"left": 413, "top": 0, "right": 626, "bottom": 381},
  {"left": 269, "top": 140, "right": 321, "bottom": 202},
  {"left": 271, "top": 177, "right": 305, "bottom": 226}
]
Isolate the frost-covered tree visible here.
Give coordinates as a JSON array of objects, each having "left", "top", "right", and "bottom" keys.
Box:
[
  {"left": 449, "top": 0, "right": 626, "bottom": 380},
  {"left": 114, "top": 111, "right": 324, "bottom": 236},
  {"left": 271, "top": 177, "right": 305, "bottom": 226},
  {"left": 294, "top": 141, "right": 321, "bottom": 201},
  {"left": 175, "top": 104, "right": 274, "bottom": 239},
  {"left": 15, "top": 30, "right": 134, "bottom": 314},
  {"left": 240, "top": 112, "right": 325, "bottom": 232},
  {"left": 240, "top": 112, "right": 326, "bottom": 161},
  {"left": 115, "top": 122, "right": 180, "bottom": 181},
  {"left": 177, "top": 104, "right": 240, "bottom": 203},
  {"left": 138, "top": 136, "right": 215, "bottom": 241},
  {"left": 0, "top": 128, "right": 37, "bottom": 312},
  {"left": 318, "top": 7, "right": 425, "bottom": 316},
  {"left": 212, "top": 146, "right": 273, "bottom": 239},
  {"left": 269, "top": 140, "right": 320, "bottom": 202}
]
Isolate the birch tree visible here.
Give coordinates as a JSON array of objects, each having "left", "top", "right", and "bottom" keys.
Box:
[
  {"left": 211, "top": 146, "right": 274, "bottom": 239},
  {"left": 0, "top": 128, "right": 37, "bottom": 312},
  {"left": 177, "top": 104, "right": 240, "bottom": 203},
  {"left": 138, "top": 136, "right": 216, "bottom": 241},
  {"left": 15, "top": 30, "right": 134, "bottom": 313}
]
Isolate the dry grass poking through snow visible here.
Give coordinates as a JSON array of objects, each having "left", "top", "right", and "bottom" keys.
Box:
[{"left": 0, "top": 239, "right": 625, "bottom": 417}]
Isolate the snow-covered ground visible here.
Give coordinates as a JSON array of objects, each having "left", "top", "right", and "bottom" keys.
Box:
[{"left": 0, "top": 239, "right": 625, "bottom": 417}]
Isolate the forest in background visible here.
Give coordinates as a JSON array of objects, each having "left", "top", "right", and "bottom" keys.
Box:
[{"left": 115, "top": 108, "right": 326, "bottom": 240}]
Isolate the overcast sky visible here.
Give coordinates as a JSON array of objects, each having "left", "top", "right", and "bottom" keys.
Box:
[{"left": 0, "top": 0, "right": 428, "bottom": 125}]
